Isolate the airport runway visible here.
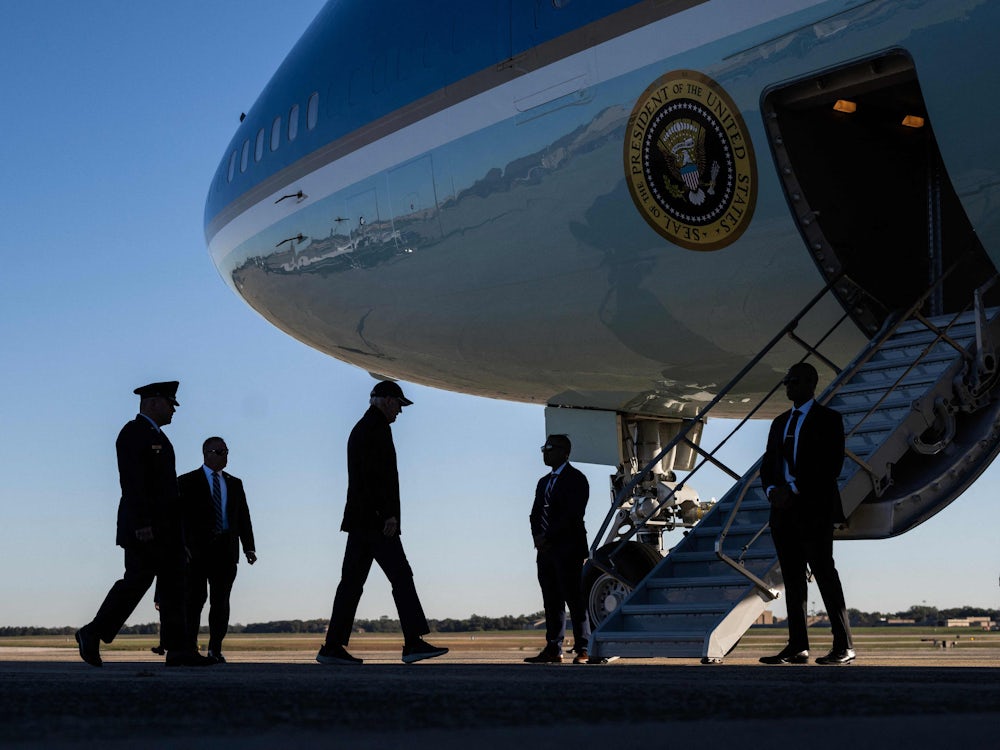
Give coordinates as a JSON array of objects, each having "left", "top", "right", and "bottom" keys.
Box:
[{"left": 2, "top": 646, "right": 1000, "bottom": 748}]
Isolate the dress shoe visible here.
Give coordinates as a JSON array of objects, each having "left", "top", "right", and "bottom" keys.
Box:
[
  {"left": 816, "top": 648, "right": 856, "bottom": 665},
  {"left": 150, "top": 645, "right": 165, "bottom": 656},
  {"left": 207, "top": 650, "right": 226, "bottom": 664},
  {"left": 524, "top": 647, "right": 562, "bottom": 664},
  {"left": 759, "top": 647, "right": 809, "bottom": 665},
  {"left": 75, "top": 626, "right": 102, "bottom": 668},
  {"left": 165, "top": 650, "right": 217, "bottom": 667},
  {"left": 572, "top": 650, "right": 589, "bottom": 664}
]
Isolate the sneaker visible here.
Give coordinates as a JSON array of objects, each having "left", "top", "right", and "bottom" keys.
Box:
[
  {"left": 523, "top": 647, "right": 562, "bottom": 664},
  {"left": 402, "top": 638, "right": 449, "bottom": 664},
  {"left": 316, "top": 643, "right": 363, "bottom": 665}
]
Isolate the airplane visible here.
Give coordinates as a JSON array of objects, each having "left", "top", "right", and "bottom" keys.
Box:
[{"left": 204, "top": 0, "right": 1000, "bottom": 659}]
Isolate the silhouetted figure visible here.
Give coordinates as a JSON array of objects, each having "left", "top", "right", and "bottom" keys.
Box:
[
  {"left": 317, "top": 381, "right": 448, "bottom": 665},
  {"left": 75, "top": 381, "right": 213, "bottom": 667},
  {"left": 759, "top": 362, "right": 855, "bottom": 666},
  {"left": 525, "top": 434, "right": 592, "bottom": 664},
  {"left": 180, "top": 436, "right": 256, "bottom": 664}
]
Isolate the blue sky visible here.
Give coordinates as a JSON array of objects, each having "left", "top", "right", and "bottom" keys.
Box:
[{"left": 1, "top": 2, "right": 998, "bottom": 632}]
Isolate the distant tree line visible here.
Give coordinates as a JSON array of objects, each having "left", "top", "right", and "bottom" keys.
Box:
[
  {"left": 0, "top": 612, "right": 546, "bottom": 637},
  {"left": 4, "top": 606, "right": 998, "bottom": 636}
]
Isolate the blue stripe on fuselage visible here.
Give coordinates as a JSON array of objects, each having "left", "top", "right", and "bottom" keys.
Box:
[{"left": 204, "top": 0, "right": 643, "bottom": 231}]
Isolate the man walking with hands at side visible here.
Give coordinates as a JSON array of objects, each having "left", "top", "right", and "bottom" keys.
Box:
[
  {"left": 317, "top": 381, "right": 448, "bottom": 666},
  {"left": 75, "top": 381, "right": 214, "bottom": 668},
  {"left": 759, "top": 362, "right": 855, "bottom": 666},
  {"left": 179, "top": 437, "right": 256, "bottom": 664}
]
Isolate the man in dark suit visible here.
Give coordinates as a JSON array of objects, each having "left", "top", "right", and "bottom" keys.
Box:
[
  {"left": 525, "top": 434, "right": 592, "bottom": 664},
  {"left": 75, "top": 381, "right": 213, "bottom": 668},
  {"left": 179, "top": 437, "right": 256, "bottom": 663},
  {"left": 760, "top": 362, "right": 855, "bottom": 665},
  {"left": 317, "top": 381, "right": 448, "bottom": 666}
]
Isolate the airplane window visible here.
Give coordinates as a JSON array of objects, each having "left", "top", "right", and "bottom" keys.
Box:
[
  {"left": 227, "top": 150, "right": 237, "bottom": 183},
  {"left": 271, "top": 116, "right": 282, "bottom": 151},
  {"left": 288, "top": 104, "right": 299, "bottom": 142},
  {"left": 240, "top": 139, "right": 250, "bottom": 173},
  {"left": 255, "top": 128, "right": 265, "bottom": 162},
  {"left": 307, "top": 92, "right": 319, "bottom": 130}
]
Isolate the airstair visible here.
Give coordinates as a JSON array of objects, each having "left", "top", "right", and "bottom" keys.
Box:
[{"left": 589, "top": 278, "right": 1000, "bottom": 661}]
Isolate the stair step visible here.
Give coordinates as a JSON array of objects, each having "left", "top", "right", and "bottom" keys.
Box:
[
  {"left": 593, "top": 630, "right": 705, "bottom": 643},
  {"left": 622, "top": 603, "right": 729, "bottom": 615},
  {"left": 893, "top": 311, "right": 981, "bottom": 332},
  {"left": 684, "top": 525, "right": 772, "bottom": 555},
  {"left": 712, "top": 497, "right": 769, "bottom": 513},
  {"left": 643, "top": 575, "right": 753, "bottom": 589},
  {"left": 690, "top": 521, "right": 767, "bottom": 537},
  {"left": 668, "top": 549, "right": 774, "bottom": 564}
]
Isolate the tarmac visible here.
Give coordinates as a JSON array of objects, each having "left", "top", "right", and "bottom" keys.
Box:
[{"left": 2, "top": 646, "right": 999, "bottom": 748}]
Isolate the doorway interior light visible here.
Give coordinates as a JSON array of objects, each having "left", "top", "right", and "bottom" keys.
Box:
[
  {"left": 902, "top": 114, "right": 926, "bottom": 128},
  {"left": 833, "top": 99, "right": 857, "bottom": 113}
]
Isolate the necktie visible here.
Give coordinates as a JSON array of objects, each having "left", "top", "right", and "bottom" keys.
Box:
[
  {"left": 783, "top": 410, "right": 801, "bottom": 473},
  {"left": 539, "top": 473, "right": 557, "bottom": 533},
  {"left": 212, "top": 471, "right": 224, "bottom": 533}
]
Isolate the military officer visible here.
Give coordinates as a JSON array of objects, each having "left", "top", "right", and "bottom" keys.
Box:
[{"left": 75, "top": 381, "right": 213, "bottom": 667}]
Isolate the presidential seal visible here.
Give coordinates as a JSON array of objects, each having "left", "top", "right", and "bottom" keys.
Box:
[{"left": 624, "top": 70, "right": 757, "bottom": 251}]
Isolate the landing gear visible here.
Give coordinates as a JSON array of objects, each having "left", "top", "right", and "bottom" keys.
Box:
[{"left": 584, "top": 542, "right": 662, "bottom": 627}]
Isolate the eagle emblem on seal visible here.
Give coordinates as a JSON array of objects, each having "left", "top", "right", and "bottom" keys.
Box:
[{"left": 657, "top": 119, "right": 721, "bottom": 207}]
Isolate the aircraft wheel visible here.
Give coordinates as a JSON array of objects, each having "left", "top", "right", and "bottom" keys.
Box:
[{"left": 584, "top": 542, "right": 662, "bottom": 627}]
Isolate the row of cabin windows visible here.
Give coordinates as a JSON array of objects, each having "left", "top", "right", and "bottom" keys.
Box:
[{"left": 226, "top": 92, "right": 319, "bottom": 184}]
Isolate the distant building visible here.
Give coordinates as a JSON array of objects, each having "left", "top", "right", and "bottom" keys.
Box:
[
  {"left": 944, "top": 617, "right": 995, "bottom": 629},
  {"left": 883, "top": 618, "right": 919, "bottom": 626},
  {"left": 753, "top": 611, "right": 776, "bottom": 626}
]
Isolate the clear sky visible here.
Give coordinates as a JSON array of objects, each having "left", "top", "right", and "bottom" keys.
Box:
[{"left": 1, "top": 2, "right": 998, "bottom": 633}]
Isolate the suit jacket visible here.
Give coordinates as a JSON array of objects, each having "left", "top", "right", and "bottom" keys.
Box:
[
  {"left": 761, "top": 401, "right": 846, "bottom": 523},
  {"left": 341, "top": 406, "right": 401, "bottom": 533},
  {"left": 178, "top": 468, "right": 255, "bottom": 564},
  {"left": 115, "top": 415, "right": 181, "bottom": 549},
  {"left": 529, "top": 463, "right": 589, "bottom": 559}
]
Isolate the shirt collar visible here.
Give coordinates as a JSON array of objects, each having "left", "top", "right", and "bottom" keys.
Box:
[
  {"left": 550, "top": 461, "right": 568, "bottom": 476},
  {"left": 793, "top": 399, "right": 815, "bottom": 417},
  {"left": 138, "top": 413, "right": 160, "bottom": 432}
]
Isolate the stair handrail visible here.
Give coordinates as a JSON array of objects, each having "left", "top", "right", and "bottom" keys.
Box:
[
  {"left": 588, "top": 275, "right": 851, "bottom": 573},
  {"left": 713, "top": 465, "right": 779, "bottom": 599},
  {"left": 712, "top": 259, "right": 994, "bottom": 598}
]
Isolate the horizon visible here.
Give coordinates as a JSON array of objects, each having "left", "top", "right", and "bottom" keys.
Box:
[{"left": 4, "top": 600, "right": 999, "bottom": 632}]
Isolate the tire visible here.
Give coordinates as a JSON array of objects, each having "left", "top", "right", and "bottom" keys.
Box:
[{"left": 584, "top": 542, "right": 662, "bottom": 628}]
